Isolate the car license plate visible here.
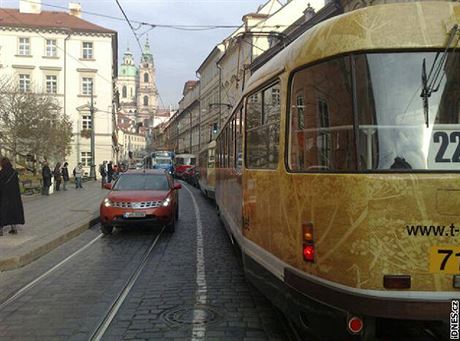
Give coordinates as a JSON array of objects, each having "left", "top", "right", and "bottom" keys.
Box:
[
  {"left": 123, "top": 212, "right": 146, "bottom": 218},
  {"left": 429, "top": 246, "right": 460, "bottom": 274}
]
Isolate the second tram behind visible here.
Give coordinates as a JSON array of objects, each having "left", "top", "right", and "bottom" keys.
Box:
[{"left": 215, "top": 2, "right": 460, "bottom": 340}]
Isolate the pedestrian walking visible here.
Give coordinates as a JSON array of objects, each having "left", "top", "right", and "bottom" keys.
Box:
[
  {"left": 107, "top": 161, "right": 113, "bottom": 183},
  {"left": 41, "top": 161, "right": 52, "bottom": 195},
  {"left": 0, "top": 157, "right": 25, "bottom": 236},
  {"left": 61, "top": 162, "right": 69, "bottom": 191},
  {"left": 53, "top": 162, "right": 62, "bottom": 192},
  {"left": 99, "top": 161, "right": 107, "bottom": 188},
  {"left": 73, "top": 163, "right": 83, "bottom": 189}
]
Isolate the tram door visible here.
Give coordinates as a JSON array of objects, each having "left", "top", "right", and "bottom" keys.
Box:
[{"left": 243, "top": 82, "right": 281, "bottom": 251}]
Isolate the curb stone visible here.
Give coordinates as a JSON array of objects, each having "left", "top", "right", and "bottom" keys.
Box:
[{"left": 0, "top": 216, "right": 100, "bottom": 272}]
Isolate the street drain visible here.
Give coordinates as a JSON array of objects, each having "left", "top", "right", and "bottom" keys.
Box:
[{"left": 162, "top": 305, "right": 223, "bottom": 328}]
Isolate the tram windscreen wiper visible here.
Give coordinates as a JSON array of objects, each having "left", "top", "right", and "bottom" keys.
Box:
[{"left": 420, "top": 24, "right": 459, "bottom": 127}]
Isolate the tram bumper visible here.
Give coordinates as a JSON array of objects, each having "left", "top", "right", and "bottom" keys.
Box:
[{"left": 284, "top": 267, "right": 452, "bottom": 321}]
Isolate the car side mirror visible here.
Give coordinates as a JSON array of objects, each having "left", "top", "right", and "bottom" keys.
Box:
[
  {"left": 103, "top": 183, "right": 112, "bottom": 190},
  {"left": 174, "top": 183, "right": 182, "bottom": 190}
]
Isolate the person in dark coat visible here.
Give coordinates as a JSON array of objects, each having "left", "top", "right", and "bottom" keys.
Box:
[
  {"left": 53, "top": 162, "right": 62, "bottom": 192},
  {"left": 61, "top": 162, "right": 69, "bottom": 191},
  {"left": 0, "top": 157, "right": 25, "bottom": 235},
  {"left": 107, "top": 161, "right": 113, "bottom": 183},
  {"left": 42, "top": 161, "right": 52, "bottom": 195}
]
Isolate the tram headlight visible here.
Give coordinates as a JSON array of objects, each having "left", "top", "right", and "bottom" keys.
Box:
[{"left": 103, "top": 198, "right": 113, "bottom": 207}]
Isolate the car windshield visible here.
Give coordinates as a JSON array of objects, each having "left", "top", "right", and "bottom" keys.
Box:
[
  {"left": 112, "top": 174, "right": 170, "bottom": 191},
  {"left": 155, "top": 158, "right": 171, "bottom": 164}
]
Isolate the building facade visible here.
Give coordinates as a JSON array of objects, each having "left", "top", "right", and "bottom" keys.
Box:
[
  {"left": 162, "top": 0, "right": 326, "bottom": 154},
  {"left": 0, "top": 0, "right": 117, "bottom": 175}
]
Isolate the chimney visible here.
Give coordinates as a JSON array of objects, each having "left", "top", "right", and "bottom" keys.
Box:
[
  {"left": 69, "top": 2, "right": 82, "bottom": 18},
  {"left": 19, "top": 0, "right": 41, "bottom": 14}
]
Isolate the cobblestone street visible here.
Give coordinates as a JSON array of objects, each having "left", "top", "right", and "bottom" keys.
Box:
[{"left": 0, "top": 183, "right": 289, "bottom": 340}]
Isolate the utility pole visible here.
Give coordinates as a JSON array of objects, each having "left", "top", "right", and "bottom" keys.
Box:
[{"left": 89, "top": 79, "right": 96, "bottom": 180}]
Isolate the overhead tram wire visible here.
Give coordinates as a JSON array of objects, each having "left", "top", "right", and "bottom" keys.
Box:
[
  {"left": 21, "top": 0, "right": 303, "bottom": 31},
  {"left": 114, "top": 0, "right": 143, "bottom": 52}
]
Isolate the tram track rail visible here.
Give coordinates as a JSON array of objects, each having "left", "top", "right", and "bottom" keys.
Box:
[
  {"left": 0, "top": 232, "right": 103, "bottom": 312},
  {"left": 89, "top": 226, "right": 165, "bottom": 341}
]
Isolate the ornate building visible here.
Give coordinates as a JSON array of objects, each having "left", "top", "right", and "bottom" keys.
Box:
[
  {"left": 116, "top": 39, "right": 159, "bottom": 127},
  {"left": 117, "top": 47, "right": 138, "bottom": 118}
]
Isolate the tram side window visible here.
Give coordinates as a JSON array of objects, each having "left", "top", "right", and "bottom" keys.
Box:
[
  {"left": 288, "top": 57, "right": 356, "bottom": 171},
  {"left": 246, "top": 82, "right": 281, "bottom": 169},
  {"left": 229, "top": 117, "right": 235, "bottom": 167},
  {"left": 235, "top": 107, "right": 243, "bottom": 170}
]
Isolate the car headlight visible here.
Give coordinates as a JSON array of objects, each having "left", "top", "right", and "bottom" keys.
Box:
[
  {"left": 162, "top": 197, "right": 171, "bottom": 207},
  {"left": 103, "top": 198, "right": 113, "bottom": 207}
]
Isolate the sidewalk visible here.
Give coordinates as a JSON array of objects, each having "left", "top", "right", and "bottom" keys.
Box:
[{"left": 0, "top": 180, "right": 107, "bottom": 271}]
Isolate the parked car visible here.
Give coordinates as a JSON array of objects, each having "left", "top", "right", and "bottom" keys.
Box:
[
  {"left": 183, "top": 166, "right": 199, "bottom": 188},
  {"left": 100, "top": 170, "right": 181, "bottom": 234}
]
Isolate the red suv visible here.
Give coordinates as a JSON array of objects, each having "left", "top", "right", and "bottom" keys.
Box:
[{"left": 100, "top": 170, "right": 181, "bottom": 234}]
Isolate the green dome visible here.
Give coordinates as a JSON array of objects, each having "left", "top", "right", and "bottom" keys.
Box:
[
  {"left": 119, "top": 47, "right": 138, "bottom": 77},
  {"left": 119, "top": 64, "right": 137, "bottom": 77}
]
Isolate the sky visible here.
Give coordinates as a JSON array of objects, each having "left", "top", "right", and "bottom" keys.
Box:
[{"left": 1, "top": 0, "right": 275, "bottom": 108}]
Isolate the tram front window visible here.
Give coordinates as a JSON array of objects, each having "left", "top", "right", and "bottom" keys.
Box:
[{"left": 356, "top": 51, "right": 460, "bottom": 171}]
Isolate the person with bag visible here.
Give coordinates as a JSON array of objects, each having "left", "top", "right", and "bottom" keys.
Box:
[
  {"left": 99, "top": 161, "right": 107, "bottom": 188},
  {"left": 61, "top": 162, "right": 69, "bottom": 191},
  {"left": 73, "top": 163, "right": 83, "bottom": 189},
  {"left": 41, "top": 161, "right": 52, "bottom": 195},
  {"left": 53, "top": 162, "right": 62, "bottom": 192},
  {"left": 0, "top": 158, "right": 25, "bottom": 236}
]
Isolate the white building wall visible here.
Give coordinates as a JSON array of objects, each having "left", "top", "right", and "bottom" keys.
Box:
[{"left": 0, "top": 27, "right": 115, "bottom": 175}]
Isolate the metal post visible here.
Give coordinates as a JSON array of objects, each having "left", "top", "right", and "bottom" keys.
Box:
[{"left": 89, "top": 80, "right": 96, "bottom": 180}]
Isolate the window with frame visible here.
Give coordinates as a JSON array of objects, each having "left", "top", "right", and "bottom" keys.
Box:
[
  {"left": 81, "top": 152, "right": 92, "bottom": 167},
  {"left": 288, "top": 57, "right": 355, "bottom": 171},
  {"left": 144, "top": 73, "right": 149, "bottom": 83},
  {"left": 143, "top": 96, "right": 149, "bottom": 106},
  {"left": 82, "top": 77, "right": 93, "bottom": 95},
  {"left": 19, "top": 74, "right": 30, "bottom": 92},
  {"left": 19, "top": 37, "right": 30, "bottom": 56},
  {"left": 82, "top": 115, "right": 92, "bottom": 129},
  {"left": 46, "top": 75, "right": 57, "bottom": 94},
  {"left": 82, "top": 42, "right": 93, "bottom": 59},
  {"left": 46, "top": 39, "right": 57, "bottom": 57},
  {"left": 245, "top": 82, "right": 280, "bottom": 169},
  {"left": 235, "top": 107, "right": 243, "bottom": 170},
  {"left": 122, "top": 85, "right": 127, "bottom": 98}
]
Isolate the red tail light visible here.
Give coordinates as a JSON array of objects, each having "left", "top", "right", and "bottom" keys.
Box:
[
  {"left": 347, "top": 316, "right": 363, "bottom": 334},
  {"left": 302, "top": 222, "right": 315, "bottom": 262},
  {"left": 303, "top": 244, "right": 315, "bottom": 262}
]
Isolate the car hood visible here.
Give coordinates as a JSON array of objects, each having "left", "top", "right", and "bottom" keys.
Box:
[{"left": 107, "top": 190, "right": 168, "bottom": 202}]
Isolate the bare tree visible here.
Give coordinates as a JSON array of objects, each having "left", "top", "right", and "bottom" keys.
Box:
[{"left": 0, "top": 78, "right": 73, "bottom": 170}]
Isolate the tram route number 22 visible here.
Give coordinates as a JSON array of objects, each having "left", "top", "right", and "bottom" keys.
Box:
[
  {"left": 433, "top": 132, "right": 460, "bottom": 163},
  {"left": 429, "top": 246, "right": 460, "bottom": 274}
]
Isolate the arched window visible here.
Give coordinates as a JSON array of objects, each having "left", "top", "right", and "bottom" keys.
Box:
[
  {"left": 144, "top": 72, "right": 149, "bottom": 83},
  {"left": 122, "top": 85, "right": 127, "bottom": 98},
  {"left": 143, "top": 96, "right": 148, "bottom": 106}
]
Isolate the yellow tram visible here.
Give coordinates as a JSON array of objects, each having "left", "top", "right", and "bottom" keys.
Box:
[
  {"left": 215, "top": 2, "right": 460, "bottom": 339},
  {"left": 198, "top": 140, "right": 217, "bottom": 199}
]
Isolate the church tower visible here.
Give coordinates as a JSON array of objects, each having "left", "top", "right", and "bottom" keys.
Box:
[
  {"left": 117, "top": 47, "right": 138, "bottom": 119},
  {"left": 137, "top": 38, "right": 158, "bottom": 127}
]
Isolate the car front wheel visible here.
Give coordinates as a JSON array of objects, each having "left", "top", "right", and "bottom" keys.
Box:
[
  {"left": 165, "top": 216, "right": 175, "bottom": 233},
  {"left": 101, "top": 224, "right": 113, "bottom": 235}
]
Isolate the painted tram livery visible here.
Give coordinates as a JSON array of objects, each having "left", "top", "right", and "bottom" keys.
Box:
[{"left": 213, "top": 2, "right": 460, "bottom": 340}]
